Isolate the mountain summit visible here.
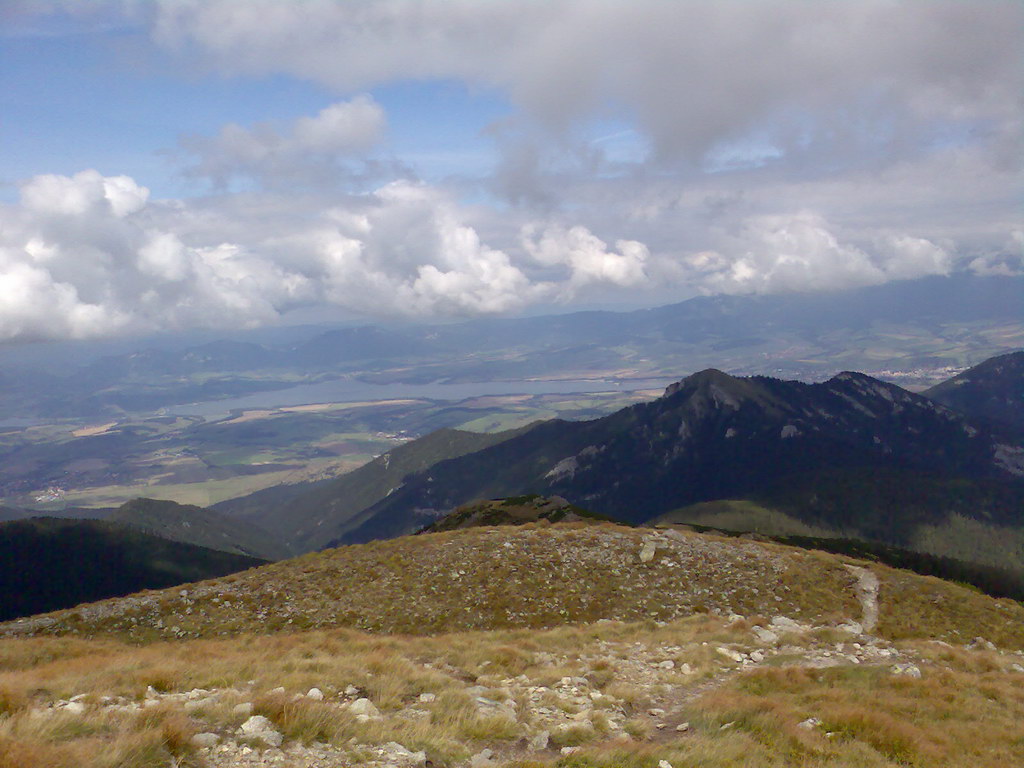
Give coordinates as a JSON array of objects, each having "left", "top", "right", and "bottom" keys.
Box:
[{"left": 335, "top": 367, "right": 1021, "bottom": 548}]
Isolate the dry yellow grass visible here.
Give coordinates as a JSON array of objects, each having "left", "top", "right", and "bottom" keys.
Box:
[{"left": 3, "top": 525, "right": 1023, "bottom": 766}]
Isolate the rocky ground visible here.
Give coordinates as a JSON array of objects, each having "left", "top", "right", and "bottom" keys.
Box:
[{"left": 28, "top": 605, "right": 1024, "bottom": 767}]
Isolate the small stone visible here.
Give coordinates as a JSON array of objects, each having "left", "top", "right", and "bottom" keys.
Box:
[
  {"left": 63, "top": 702, "right": 86, "bottom": 715},
  {"left": 648, "top": 707, "right": 666, "bottom": 716},
  {"left": 470, "top": 748, "right": 495, "bottom": 767},
  {"left": 639, "top": 540, "right": 657, "bottom": 563},
  {"left": 239, "top": 715, "right": 284, "bottom": 747},
  {"left": 269, "top": 687, "right": 286, "bottom": 696},
  {"left": 529, "top": 730, "right": 550, "bottom": 750},
  {"left": 349, "top": 698, "right": 380, "bottom": 718},
  {"left": 659, "top": 761, "right": 674, "bottom": 768},
  {"left": 306, "top": 688, "right": 324, "bottom": 701},
  {"left": 675, "top": 722, "right": 690, "bottom": 732},
  {"left": 798, "top": 717, "right": 821, "bottom": 730},
  {"left": 344, "top": 685, "right": 359, "bottom": 696},
  {"left": 716, "top": 647, "right": 745, "bottom": 663},
  {"left": 749, "top": 650, "right": 765, "bottom": 663},
  {"left": 192, "top": 732, "right": 219, "bottom": 748},
  {"left": 560, "top": 746, "right": 579, "bottom": 756},
  {"left": 753, "top": 626, "right": 779, "bottom": 644},
  {"left": 657, "top": 660, "right": 675, "bottom": 669},
  {"left": 232, "top": 702, "right": 253, "bottom": 718},
  {"left": 418, "top": 692, "right": 436, "bottom": 703}
]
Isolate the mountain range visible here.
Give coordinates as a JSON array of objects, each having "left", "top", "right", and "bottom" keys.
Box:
[
  {"left": 1, "top": 273, "right": 1020, "bottom": 420},
  {"left": 202, "top": 351, "right": 1023, "bottom": 579}
]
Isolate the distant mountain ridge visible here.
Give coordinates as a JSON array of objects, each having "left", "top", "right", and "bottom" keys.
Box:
[
  {"left": 925, "top": 350, "right": 1024, "bottom": 437},
  {"left": 0, "top": 517, "right": 266, "bottom": 622},
  {"left": 110, "top": 498, "right": 290, "bottom": 561},
  {"left": 215, "top": 424, "right": 535, "bottom": 552},
  {"left": 2, "top": 274, "right": 1021, "bottom": 419},
  {"left": 335, "top": 366, "right": 1021, "bottom": 543}
]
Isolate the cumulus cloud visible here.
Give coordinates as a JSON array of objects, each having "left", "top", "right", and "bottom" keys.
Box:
[
  {"left": 179, "top": 95, "right": 387, "bottom": 188},
  {"left": 676, "top": 211, "right": 951, "bottom": 295},
  {"left": 0, "top": 172, "right": 560, "bottom": 341},
  {"left": 522, "top": 224, "right": 649, "bottom": 296}
]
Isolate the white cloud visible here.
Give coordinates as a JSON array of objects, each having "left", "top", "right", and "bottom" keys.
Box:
[
  {"left": 179, "top": 95, "right": 386, "bottom": 188},
  {"left": 522, "top": 224, "right": 649, "bottom": 295},
  {"left": 0, "top": 172, "right": 562, "bottom": 340},
  {"left": 677, "top": 211, "right": 951, "bottom": 295}
]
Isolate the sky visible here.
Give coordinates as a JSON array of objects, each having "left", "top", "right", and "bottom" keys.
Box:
[{"left": 0, "top": 0, "right": 1021, "bottom": 342}]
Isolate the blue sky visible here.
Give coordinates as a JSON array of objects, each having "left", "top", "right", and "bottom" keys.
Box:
[
  {"left": 0, "top": 1, "right": 1019, "bottom": 342},
  {"left": 1, "top": 22, "right": 517, "bottom": 201}
]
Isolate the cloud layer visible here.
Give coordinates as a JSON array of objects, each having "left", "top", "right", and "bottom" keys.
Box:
[
  {"left": 1, "top": 1, "right": 1020, "bottom": 340},
  {"left": 0, "top": 166, "right": 966, "bottom": 341}
]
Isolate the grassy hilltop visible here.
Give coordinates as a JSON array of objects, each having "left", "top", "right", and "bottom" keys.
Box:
[{"left": 2, "top": 522, "right": 1023, "bottom": 767}]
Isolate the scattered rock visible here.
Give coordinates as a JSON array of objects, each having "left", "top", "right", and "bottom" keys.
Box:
[
  {"left": 238, "top": 715, "right": 283, "bottom": 747},
  {"left": 529, "top": 730, "right": 550, "bottom": 750},
  {"left": 675, "top": 722, "right": 690, "bottom": 732},
  {"left": 192, "top": 732, "right": 219, "bottom": 748},
  {"left": 639, "top": 540, "right": 657, "bottom": 563},
  {"left": 891, "top": 663, "right": 922, "bottom": 679},
  {"left": 305, "top": 687, "right": 324, "bottom": 701},
  {"left": 716, "top": 647, "right": 745, "bottom": 663},
  {"left": 349, "top": 697, "right": 381, "bottom": 718},
  {"left": 470, "top": 748, "right": 495, "bottom": 767},
  {"left": 232, "top": 702, "right": 253, "bottom": 718}
]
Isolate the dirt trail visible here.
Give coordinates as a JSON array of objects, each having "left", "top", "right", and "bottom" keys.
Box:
[{"left": 844, "top": 564, "right": 880, "bottom": 632}]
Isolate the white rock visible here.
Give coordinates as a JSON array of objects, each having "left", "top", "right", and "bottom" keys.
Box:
[
  {"left": 749, "top": 650, "right": 765, "bottom": 663},
  {"left": 561, "top": 746, "right": 579, "bottom": 755},
  {"left": 675, "top": 722, "right": 690, "bottom": 732},
  {"left": 344, "top": 685, "right": 359, "bottom": 696},
  {"left": 349, "top": 697, "right": 380, "bottom": 718},
  {"left": 639, "top": 540, "right": 656, "bottom": 562},
  {"left": 269, "top": 686, "right": 286, "bottom": 696},
  {"left": 659, "top": 761, "right": 674, "bottom": 768},
  {"left": 238, "top": 715, "right": 283, "bottom": 747},
  {"left": 63, "top": 702, "right": 86, "bottom": 715},
  {"left": 716, "top": 647, "right": 745, "bottom": 663},
  {"left": 657, "top": 660, "right": 675, "bottom": 669},
  {"left": 306, "top": 687, "right": 324, "bottom": 701},
  {"left": 232, "top": 702, "right": 253, "bottom": 718},
  {"left": 418, "top": 692, "right": 436, "bottom": 703},
  {"left": 771, "top": 616, "right": 804, "bottom": 631},
  {"left": 798, "top": 717, "right": 821, "bottom": 730},
  {"left": 891, "top": 664, "right": 922, "bottom": 679}
]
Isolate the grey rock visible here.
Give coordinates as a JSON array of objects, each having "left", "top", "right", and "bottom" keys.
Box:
[
  {"left": 349, "top": 697, "right": 381, "bottom": 718},
  {"left": 238, "top": 715, "right": 283, "bottom": 747},
  {"left": 191, "top": 732, "right": 219, "bottom": 748}
]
